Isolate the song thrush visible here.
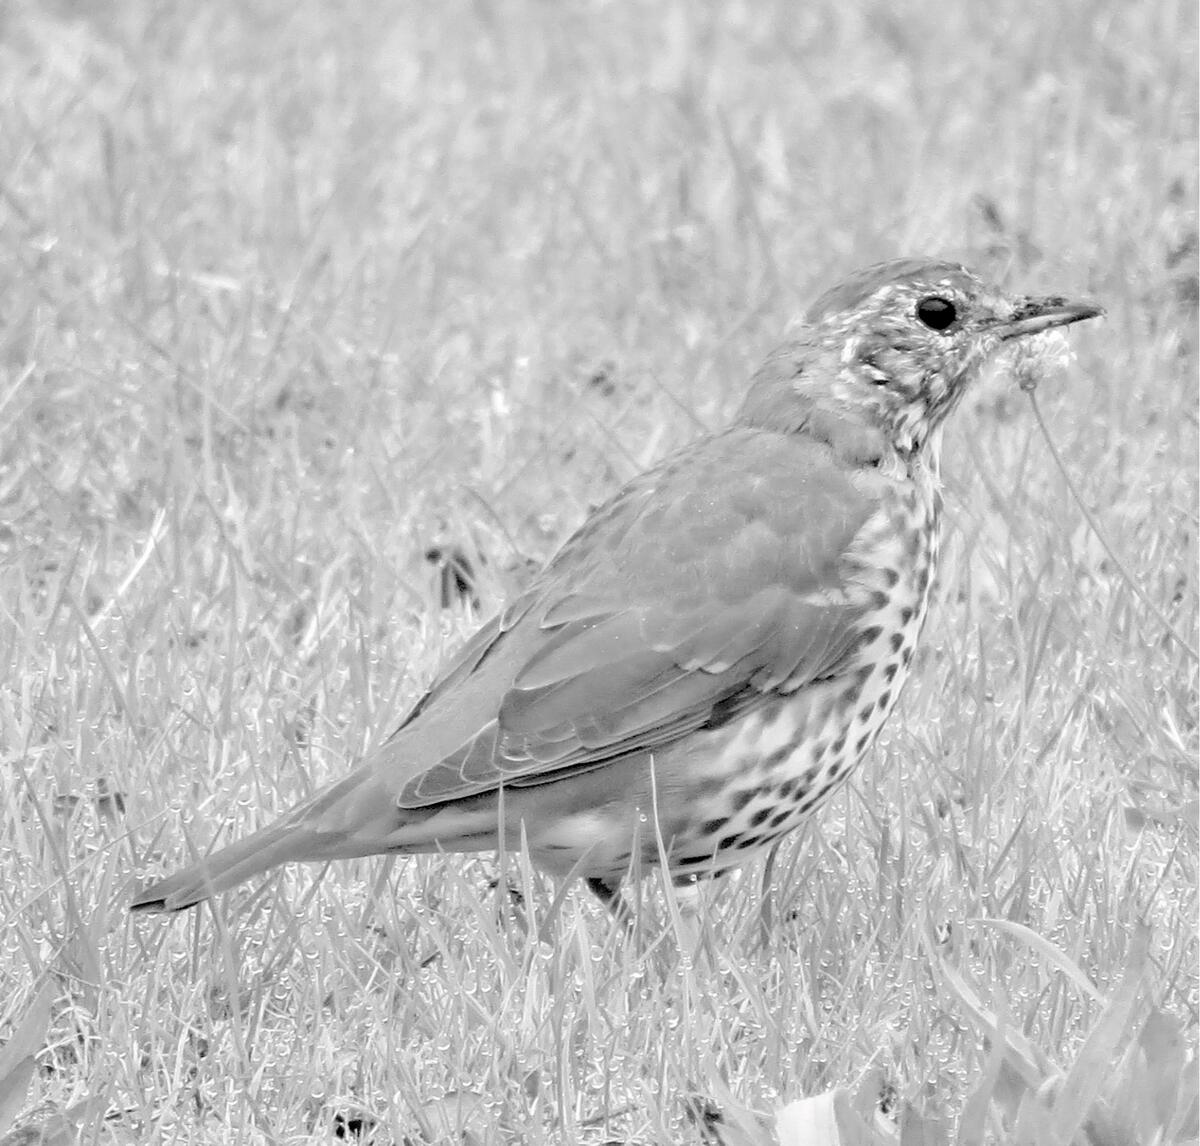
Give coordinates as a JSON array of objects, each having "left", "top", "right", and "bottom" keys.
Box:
[{"left": 132, "top": 258, "right": 1101, "bottom": 915}]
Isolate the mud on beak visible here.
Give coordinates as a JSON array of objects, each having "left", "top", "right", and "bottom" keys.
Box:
[{"left": 998, "top": 296, "right": 1105, "bottom": 340}]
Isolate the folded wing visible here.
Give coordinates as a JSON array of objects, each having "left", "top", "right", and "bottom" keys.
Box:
[{"left": 367, "top": 426, "right": 881, "bottom": 808}]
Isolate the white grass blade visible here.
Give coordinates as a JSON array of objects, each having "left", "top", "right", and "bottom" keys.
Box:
[
  {"left": 1049, "top": 923, "right": 1149, "bottom": 1145},
  {"left": 929, "top": 940, "right": 1048, "bottom": 1089},
  {"left": 0, "top": 983, "right": 54, "bottom": 1135},
  {"left": 898, "top": 1102, "right": 950, "bottom": 1146},
  {"left": 957, "top": 1016, "right": 1011, "bottom": 1146},
  {"left": 969, "top": 917, "right": 1104, "bottom": 1003},
  {"left": 412, "top": 1090, "right": 486, "bottom": 1144},
  {"left": 775, "top": 1087, "right": 882, "bottom": 1146}
]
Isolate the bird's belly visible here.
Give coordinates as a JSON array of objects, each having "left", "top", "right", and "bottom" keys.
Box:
[
  {"left": 521, "top": 635, "right": 922, "bottom": 883},
  {"left": 669, "top": 547, "right": 936, "bottom": 875},
  {"left": 668, "top": 668, "right": 908, "bottom": 875}
]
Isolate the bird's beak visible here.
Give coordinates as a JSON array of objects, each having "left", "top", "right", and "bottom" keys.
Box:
[{"left": 997, "top": 296, "right": 1105, "bottom": 341}]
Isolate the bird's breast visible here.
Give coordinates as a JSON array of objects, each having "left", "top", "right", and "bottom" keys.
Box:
[
  {"left": 663, "top": 472, "right": 944, "bottom": 875},
  {"left": 833, "top": 470, "right": 941, "bottom": 726}
]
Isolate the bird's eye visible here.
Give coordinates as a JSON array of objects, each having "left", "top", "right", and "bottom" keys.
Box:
[{"left": 916, "top": 296, "right": 958, "bottom": 331}]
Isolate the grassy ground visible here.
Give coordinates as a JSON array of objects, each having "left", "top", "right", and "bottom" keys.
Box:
[{"left": 1, "top": 0, "right": 1196, "bottom": 1142}]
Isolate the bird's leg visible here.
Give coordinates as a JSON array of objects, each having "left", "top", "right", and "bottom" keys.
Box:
[
  {"left": 487, "top": 874, "right": 530, "bottom": 937},
  {"left": 671, "top": 876, "right": 706, "bottom": 959},
  {"left": 757, "top": 841, "right": 781, "bottom": 949},
  {"left": 586, "top": 877, "right": 633, "bottom": 932}
]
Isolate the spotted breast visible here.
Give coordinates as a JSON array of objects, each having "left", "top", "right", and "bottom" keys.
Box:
[{"left": 661, "top": 458, "right": 942, "bottom": 880}]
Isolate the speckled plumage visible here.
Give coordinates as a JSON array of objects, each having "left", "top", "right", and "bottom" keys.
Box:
[{"left": 132, "top": 259, "right": 1102, "bottom": 914}]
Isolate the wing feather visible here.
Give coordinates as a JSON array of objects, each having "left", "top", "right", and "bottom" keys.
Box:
[{"left": 369, "top": 425, "right": 885, "bottom": 808}]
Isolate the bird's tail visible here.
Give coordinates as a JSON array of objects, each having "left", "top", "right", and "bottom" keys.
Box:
[
  {"left": 130, "top": 820, "right": 325, "bottom": 912},
  {"left": 131, "top": 768, "right": 393, "bottom": 913}
]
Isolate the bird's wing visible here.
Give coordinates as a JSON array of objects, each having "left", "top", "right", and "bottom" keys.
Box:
[{"left": 371, "top": 426, "right": 884, "bottom": 807}]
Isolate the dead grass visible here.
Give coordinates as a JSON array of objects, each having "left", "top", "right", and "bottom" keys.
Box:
[{"left": 0, "top": 0, "right": 1196, "bottom": 1142}]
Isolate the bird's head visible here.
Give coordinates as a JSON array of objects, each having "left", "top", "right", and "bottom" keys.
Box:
[{"left": 740, "top": 258, "right": 1103, "bottom": 457}]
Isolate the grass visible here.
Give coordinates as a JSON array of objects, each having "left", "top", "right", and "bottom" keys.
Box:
[{"left": 0, "top": 0, "right": 1196, "bottom": 1141}]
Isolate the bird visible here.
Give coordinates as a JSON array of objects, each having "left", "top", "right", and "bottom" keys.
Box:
[{"left": 131, "top": 258, "right": 1102, "bottom": 916}]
